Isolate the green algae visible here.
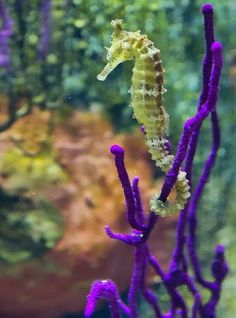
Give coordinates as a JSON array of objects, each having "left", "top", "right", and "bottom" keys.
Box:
[
  {"left": 0, "top": 190, "right": 63, "bottom": 264},
  {"left": 0, "top": 147, "right": 67, "bottom": 192}
]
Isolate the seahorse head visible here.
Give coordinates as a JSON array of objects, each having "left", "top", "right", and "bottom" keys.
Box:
[{"left": 97, "top": 19, "right": 135, "bottom": 81}]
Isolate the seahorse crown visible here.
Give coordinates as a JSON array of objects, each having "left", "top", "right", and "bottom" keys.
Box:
[{"left": 98, "top": 19, "right": 138, "bottom": 81}]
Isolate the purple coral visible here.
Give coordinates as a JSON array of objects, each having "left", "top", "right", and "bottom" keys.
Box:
[
  {"left": 38, "top": 0, "right": 52, "bottom": 60},
  {"left": 85, "top": 3, "right": 228, "bottom": 318},
  {"left": 85, "top": 280, "right": 126, "bottom": 318},
  {"left": 0, "top": 0, "right": 13, "bottom": 67}
]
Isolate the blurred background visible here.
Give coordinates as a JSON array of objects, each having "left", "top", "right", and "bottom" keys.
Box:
[{"left": 0, "top": 0, "right": 235, "bottom": 317}]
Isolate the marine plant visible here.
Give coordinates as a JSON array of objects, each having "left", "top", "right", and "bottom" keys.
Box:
[
  {"left": 0, "top": 0, "right": 65, "bottom": 132},
  {"left": 85, "top": 3, "right": 228, "bottom": 318}
]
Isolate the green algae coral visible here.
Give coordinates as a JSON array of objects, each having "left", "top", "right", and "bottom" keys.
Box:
[
  {"left": 0, "top": 107, "right": 67, "bottom": 192},
  {"left": 0, "top": 190, "right": 63, "bottom": 264},
  {"left": 0, "top": 108, "right": 66, "bottom": 263},
  {"left": 1, "top": 147, "right": 67, "bottom": 192}
]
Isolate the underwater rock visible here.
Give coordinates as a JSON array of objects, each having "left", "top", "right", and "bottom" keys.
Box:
[{"left": 0, "top": 108, "right": 176, "bottom": 318}]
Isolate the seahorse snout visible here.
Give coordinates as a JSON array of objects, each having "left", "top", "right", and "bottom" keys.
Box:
[{"left": 97, "top": 59, "right": 120, "bottom": 81}]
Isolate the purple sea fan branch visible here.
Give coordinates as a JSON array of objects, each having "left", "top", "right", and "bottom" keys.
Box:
[
  {"left": 132, "top": 177, "right": 145, "bottom": 224},
  {"left": 85, "top": 279, "right": 130, "bottom": 318},
  {"left": 184, "top": 3, "right": 215, "bottom": 183},
  {"left": 128, "top": 244, "right": 162, "bottom": 318},
  {"left": 158, "top": 4, "right": 221, "bottom": 206},
  {"left": 139, "top": 245, "right": 163, "bottom": 318},
  {"left": 200, "top": 245, "right": 228, "bottom": 317},
  {"left": 105, "top": 145, "right": 158, "bottom": 246},
  {"left": 187, "top": 110, "right": 221, "bottom": 291},
  {"left": 128, "top": 246, "right": 146, "bottom": 318},
  {"left": 106, "top": 146, "right": 163, "bottom": 316},
  {"left": 110, "top": 144, "right": 150, "bottom": 231},
  {"left": 186, "top": 38, "right": 224, "bottom": 294},
  {"left": 105, "top": 226, "right": 149, "bottom": 246},
  {"left": 161, "top": 40, "right": 223, "bottom": 275},
  {"left": 38, "top": 0, "right": 52, "bottom": 60},
  {"left": 199, "top": 3, "right": 216, "bottom": 107},
  {"left": 148, "top": 251, "right": 188, "bottom": 318},
  {"left": 169, "top": 1, "right": 217, "bottom": 276},
  {"left": 211, "top": 245, "right": 228, "bottom": 284},
  {"left": 158, "top": 41, "right": 223, "bottom": 205}
]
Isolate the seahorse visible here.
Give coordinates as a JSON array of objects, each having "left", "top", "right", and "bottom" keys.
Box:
[{"left": 97, "top": 19, "right": 190, "bottom": 216}]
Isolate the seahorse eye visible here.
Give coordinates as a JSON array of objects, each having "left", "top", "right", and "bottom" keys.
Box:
[{"left": 122, "top": 42, "right": 131, "bottom": 50}]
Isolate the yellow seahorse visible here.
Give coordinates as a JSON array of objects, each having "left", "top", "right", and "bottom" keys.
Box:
[{"left": 97, "top": 19, "right": 190, "bottom": 216}]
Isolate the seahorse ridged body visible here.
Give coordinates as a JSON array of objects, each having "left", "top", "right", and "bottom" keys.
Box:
[{"left": 97, "top": 19, "right": 190, "bottom": 216}]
